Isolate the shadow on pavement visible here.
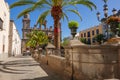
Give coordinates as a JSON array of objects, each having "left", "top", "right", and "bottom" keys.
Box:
[
  {"left": 0, "top": 56, "right": 63, "bottom": 80},
  {"left": 0, "top": 57, "right": 38, "bottom": 74},
  {"left": 21, "top": 76, "right": 53, "bottom": 80}
]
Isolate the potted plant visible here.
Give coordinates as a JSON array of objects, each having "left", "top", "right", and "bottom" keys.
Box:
[
  {"left": 106, "top": 16, "right": 120, "bottom": 36},
  {"left": 68, "top": 20, "right": 79, "bottom": 38}
]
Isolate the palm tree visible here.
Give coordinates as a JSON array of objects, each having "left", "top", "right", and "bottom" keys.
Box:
[
  {"left": 10, "top": 0, "right": 96, "bottom": 49},
  {"left": 26, "top": 30, "right": 48, "bottom": 49}
]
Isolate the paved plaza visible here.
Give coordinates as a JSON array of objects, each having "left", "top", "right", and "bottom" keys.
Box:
[{"left": 0, "top": 56, "right": 62, "bottom": 80}]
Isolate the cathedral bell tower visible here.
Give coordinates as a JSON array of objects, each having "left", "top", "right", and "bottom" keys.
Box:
[
  {"left": 22, "top": 14, "right": 31, "bottom": 53},
  {"left": 23, "top": 14, "right": 30, "bottom": 29}
]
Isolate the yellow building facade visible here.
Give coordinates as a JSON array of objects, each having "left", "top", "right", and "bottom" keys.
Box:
[{"left": 79, "top": 24, "right": 103, "bottom": 44}]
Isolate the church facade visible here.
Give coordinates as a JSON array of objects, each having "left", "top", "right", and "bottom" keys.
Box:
[{"left": 21, "top": 14, "right": 55, "bottom": 53}]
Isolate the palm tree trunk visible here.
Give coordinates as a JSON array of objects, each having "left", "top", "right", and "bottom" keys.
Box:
[
  {"left": 54, "top": 19, "right": 61, "bottom": 49},
  {"left": 51, "top": 5, "right": 62, "bottom": 49}
]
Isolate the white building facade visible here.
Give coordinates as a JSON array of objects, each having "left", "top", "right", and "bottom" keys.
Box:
[
  {"left": 9, "top": 20, "right": 21, "bottom": 56},
  {"left": 0, "top": 0, "right": 10, "bottom": 60}
]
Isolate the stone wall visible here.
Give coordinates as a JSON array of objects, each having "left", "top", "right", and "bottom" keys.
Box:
[
  {"left": 35, "top": 44, "right": 120, "bottom": 80},
  {"left": 64, "top": 45, "right": 120, "bottom": 80},
  {"left": 47, "top": 55, "right": 65, "bottom": 76},
  {"left": 34, "top": 50, "right": 65, "bottom": 78}
]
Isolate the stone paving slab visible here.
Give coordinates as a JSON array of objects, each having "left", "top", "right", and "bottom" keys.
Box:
[{"left": 0, "top": 56, "right": 63, "bottom": 80}]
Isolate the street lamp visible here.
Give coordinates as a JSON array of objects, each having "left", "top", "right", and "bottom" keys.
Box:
[
  {"left": 103, "top": 4, "right": 108, "bottom": 18},
  {"left": 96, "top": 1, "right": 117, "bottom": 40},
  {"left": 96, "top": 12, "right": 100, "bottom": 21},
  {"left": 112, "top": 8, "right": 117, "bottom": 15}
]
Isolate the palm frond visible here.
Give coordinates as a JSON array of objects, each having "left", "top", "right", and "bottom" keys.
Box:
[
  {"left": 67, "top": 9, "right": 82, "bottom": 21},
  {"left": 52, "top": 0, "right": 62, "bottom": 6},
  {"left": 33, "top": 0, "right": 49, "bottom": 6},
  {"left": 62, "top": 1, "right": 79, "bottom": 12},
  {"left": 61, "top": 12, "right": 69, "bottom": 22},
  {"left": 37, "top": 10, "right": 50, "bottom": 25},
  {"left": 10, "top": 0, "right": 35, "bottom": 9},
  {"left": 44, "top": 0, "right": 52, "bottom": 7},
  {"left": 17, "top": 3, "right": 44, "bottom": 18},
  {"left": 17, "top": 7, "right": 32, "bottom": 18},
  {"left": 75, "top": 0, "right": 97, "bottom": 11}
]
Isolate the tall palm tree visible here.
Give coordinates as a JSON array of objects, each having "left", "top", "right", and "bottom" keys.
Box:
[{"left": 10, "top": 0, "right": 96, "bottom": 49}]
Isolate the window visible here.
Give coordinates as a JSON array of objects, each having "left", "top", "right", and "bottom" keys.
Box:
[
  {"left": 87, "top": 31, "right": 90, "bottom": 37},
  {"left": 3, "top": 35, "right": 5, "bottom": 53},
  {"left": 3, "top": 45, "right": 5, "bottom": 53},
  {"left": 92, "top": 38, "right": 95, "bottom": 43},
  {"left": 84, "top": 33, "right": 86, "bottom": 37},
  {"left": 81, "top": 34, "right": 83, "bottom": 37},
  {"left": 92, "top": 30, "right": 94, "bottom": 35},
  {"left": 0, "top": 18, "right": 3, "bottom": 30},
  {"left": 87, "top": 38, "right": 91, "bottom": 44},
  {"left": 96, "top": 29, "right": 99, "bottom": 34}
]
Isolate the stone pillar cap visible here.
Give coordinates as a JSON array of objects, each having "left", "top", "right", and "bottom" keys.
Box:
[
  {"left": 46, "top": 43, "right": 55, "bottom": 49},
  {"left": 68, "top": 39, "right": 85, "bottom": 47}
]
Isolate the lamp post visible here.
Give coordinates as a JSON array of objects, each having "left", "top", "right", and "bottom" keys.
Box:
[
  {"left": 96, "top": 1, "right": 117, "bottom": 40},
  {"left": 112, "top": 8, "right": 117, "bottom": 16}
]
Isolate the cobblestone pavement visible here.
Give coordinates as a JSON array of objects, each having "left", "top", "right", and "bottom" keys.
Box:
[{"left": 0, "top": 56, "right": 62, "bottom": 80}]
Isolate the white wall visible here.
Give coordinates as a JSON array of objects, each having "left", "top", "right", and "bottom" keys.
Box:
[
  {"left": 0, "top": 0, "right": 10, "bottom": 59},
  {"left": 11, "top": 22, "right": 21, "bottom": 56}
]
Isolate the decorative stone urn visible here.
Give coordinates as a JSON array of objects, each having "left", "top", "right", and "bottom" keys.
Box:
[
  {"left": 68, "top": 20, "right": 79, "bottom": 38},
  {"left": 70, "top": 27, "right": 77, "bottom": 38}
]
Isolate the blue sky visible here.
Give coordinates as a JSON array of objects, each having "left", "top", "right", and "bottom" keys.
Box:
[{"left": 5, "top": 0, "right": 120, "bottom": 40}]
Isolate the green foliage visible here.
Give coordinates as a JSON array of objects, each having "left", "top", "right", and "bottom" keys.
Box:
[
  {"left": 10, "top": 0, "right": 35, "bottom": 9},
  {"left": 37, "top": 10, "right": 50, "bottom": 24},
  {"left": 61, "top": 37, "right": 70, "bottom": 46},
  {"left": 62, "top": 39, "right": 69, "bottom": 46},
  {"left": 68, "top": 21, "right": 79, "bottom": 29},
  {"left": 74, "top": 0, "right": 97, "bottom": 11},
  {"left": 118, "top": 23, "right": 120, "bottom": 36},
  {"left": 10, "top": 0, "right": 96, "bottom": 24},
  {"left": 26, "top": 30, "right": 48, "bottom": 48},
  {"left": 119, "top": 23, "right": 120, "bottom": 27},
  {"left": 10, "top": 0, "right": 96, "bottom": 48},
  {"left": 95, "top": 34, "right": 105, "bottom": 44},
  {"left": 80, "top": 38, "right": 86, "bottom": 44}
]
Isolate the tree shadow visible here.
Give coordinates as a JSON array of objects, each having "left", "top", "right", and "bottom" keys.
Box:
[
  {"left": 36, "top": 63, "right": 63, "bottom": 80},
  {"left": 0, "top": 58, "right": 38, "bottom": 74},
  {"left": 21, "top": 76, "right": 54, "bottom": 80},
  {"left": 0, "top": 56, "right": 63, "bottom": 80}
]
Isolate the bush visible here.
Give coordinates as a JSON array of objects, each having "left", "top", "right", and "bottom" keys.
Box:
[{"left": 68, "top": 20, "right": 79, "bottom": 29}]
